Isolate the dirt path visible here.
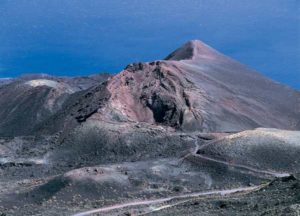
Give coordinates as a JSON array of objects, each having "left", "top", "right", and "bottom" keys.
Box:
[
  {"left": 72, "top": 185, "right": 262, "bottom": 216},
  {"left": 184, "top": 136, "right": 290, "bottom": 178},
  {"left": 72, "top": 136, "right": 290, "bottom": 216},
  {"left": 194, "top": 153, "right": 289, "bottom": 178}
]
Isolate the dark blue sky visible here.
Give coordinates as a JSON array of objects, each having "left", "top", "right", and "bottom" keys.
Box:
[{"left": 0, "top": 0, "right": 299, "bottom": 89}]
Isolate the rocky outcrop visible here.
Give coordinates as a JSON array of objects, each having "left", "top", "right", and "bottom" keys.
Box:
[
  {"left": 99, "top": 40, "right": 300, "bottom": 132},
  {"left": 104, "top": 61, "right": 203, "bottom": 130}
]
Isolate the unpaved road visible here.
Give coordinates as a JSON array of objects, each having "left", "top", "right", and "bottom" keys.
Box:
[
  {"left": 186, "top": 137, "right": 290, "bottom": 178},
  {"left": 72, "top": 136, "right": 291, "bottom": 216},
  {"left": 72, "top": 185, "right": 262, "bottom": 216},
  {"left": 194, "top": 153, "right": 289, "bottom": 178}
]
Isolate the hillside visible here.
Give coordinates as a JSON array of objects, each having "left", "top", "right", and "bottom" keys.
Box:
[{"left": 0, "top": 40, "right": 299, "bottom": 216}]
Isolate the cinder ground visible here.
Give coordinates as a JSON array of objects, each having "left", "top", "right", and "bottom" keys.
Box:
[{"left": 0, "top": 124, "right": 299, "bottom": 216}]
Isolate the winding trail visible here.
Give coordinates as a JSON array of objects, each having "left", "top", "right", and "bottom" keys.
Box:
[
  {"left": 182, "top": 136, "right": 290, "bottom": 178},
  {"left": 73, "top": 185, "right": 262, "bottom": 216},
  {"left": 73, "top": 135, "right": 290, "bottom": 216},
  {"left": 194, "top": 154, "right": 289, "bottom": 178}
]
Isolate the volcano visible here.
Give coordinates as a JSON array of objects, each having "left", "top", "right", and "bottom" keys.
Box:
[
  {"left": 44, "top": 40, "right": 299, "bottom": 135},
  {"left": 0, "top": 40, "right": 299, "bottom": 216}
]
